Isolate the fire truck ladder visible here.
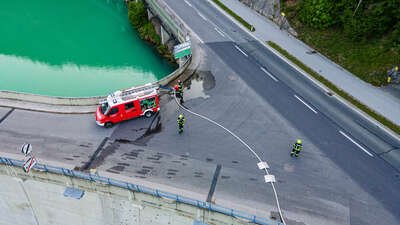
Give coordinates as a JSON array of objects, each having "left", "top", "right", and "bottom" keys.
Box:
[{"left": 119, "top": 84, "right": 159, "bottom": 101}]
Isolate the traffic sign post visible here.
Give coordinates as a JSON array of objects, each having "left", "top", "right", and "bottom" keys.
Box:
[
  {"left": 20, "top": 143, "right": 37, "bottom": 173},
  {"left": 173, "top": 41, "right": 191, "bottom": 60}
]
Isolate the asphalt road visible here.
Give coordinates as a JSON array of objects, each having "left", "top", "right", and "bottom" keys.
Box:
[
  {"left": 154, "top": 0, "right": 399, "bottom": 224},
  {"left": 0, "top": 1, "right": 399, "bottom": 225}
]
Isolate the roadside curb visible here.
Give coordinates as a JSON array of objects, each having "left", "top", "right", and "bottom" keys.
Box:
[{"left": 206, "top": 0, "right": 400, "bottom": 142}]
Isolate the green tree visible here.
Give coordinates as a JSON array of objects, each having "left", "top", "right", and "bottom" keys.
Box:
[
  {"left": 128, "top": 0, "right": 147, "bottom": 28},
  {"left": 340, "top": 0, "right": 400, "bottom": 41},
  {"left": 299, "top": 0, "right": 335, "bottom": 29}
]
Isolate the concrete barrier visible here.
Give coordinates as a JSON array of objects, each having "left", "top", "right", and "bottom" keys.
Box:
[{"left": 0, "top": 157, "right": 281, "bottom": 225}]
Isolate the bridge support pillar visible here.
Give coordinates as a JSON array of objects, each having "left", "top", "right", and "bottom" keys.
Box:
[
  {"left": 161, "top": 26, "right": 170, "bottom": 45},
  {"left": 147, "top": 9, "right": 154, "bottom": 20}
]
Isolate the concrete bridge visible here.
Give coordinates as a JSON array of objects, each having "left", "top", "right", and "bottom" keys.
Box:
[{"left": 0, "top": 158, "right": 280, "bottom": 225}]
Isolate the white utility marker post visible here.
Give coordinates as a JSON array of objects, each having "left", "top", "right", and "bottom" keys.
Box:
[{"left": 20, "top": 143, "right": 37, "bottom": 173}]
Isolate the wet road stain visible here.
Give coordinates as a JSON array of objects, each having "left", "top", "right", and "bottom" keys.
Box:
[
  {"left": 109, "top": 165, "right": 125, "bottom": 172},
  {"left": 106, "top": 169, "right": 120, "bottom": 174},
  {"left": 206, "top": 158, "right": 213, "bottom": 162},
  {"left": 133, "top": 113, "right": 162, "bottom": 146},
  {"left": 63, "top": 157, "right": 74, "bottom": 161},
  {"left": 182, "top": 71, "right": 215, "bottom": 101},
  {"left": 221, "top": 175, "right": 230, "bottom": 179},
  {"left": 136, "top": 168, "right": 151, "bottom": 175},
  {"left": 79, "top": 144, "right": 91, "bottom": 148},
  {"left": 194, "top": 171, "right": 204, "bottom": 178},
  {"left": 88, "top": 141, "right": 118, "bottom": 169}
]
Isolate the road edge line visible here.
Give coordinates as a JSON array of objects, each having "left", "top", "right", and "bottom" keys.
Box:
[
  {"left": 339, "top": 131, "right": 374, "bottom": 157},
  {"left": 206, "top": 0, "right": 400, "bottom": 140}
]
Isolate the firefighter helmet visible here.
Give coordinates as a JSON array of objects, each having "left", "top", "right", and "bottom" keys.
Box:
[{"left": 297, "top": 139, "right": 302, "bottom": 144}]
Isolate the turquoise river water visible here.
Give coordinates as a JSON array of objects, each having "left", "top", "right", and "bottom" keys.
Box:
[{"left": 0, "top": 0, "right": 176, "bottom": 97}]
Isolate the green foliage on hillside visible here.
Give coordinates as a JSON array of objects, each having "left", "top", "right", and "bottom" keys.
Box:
[
  {"left": 299, "top": 0, "right": 335, "bottom": 29},
  {"left": 283, "top": 0, "right": 400, "bottom": 86},
  {"left": 268, "top": 41, "right": 400, "bottom": 135},
  {"left": 298, "top": 0, "right": 400, "bottom": 40}
]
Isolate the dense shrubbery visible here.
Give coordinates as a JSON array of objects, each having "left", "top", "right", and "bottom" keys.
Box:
[
  {"left": 128, "top": 1, "right": 175, "bottom": 63},
  {"left": 299, "top": 0, "right": 335, "bottom": 29},
  {"left": 299, "top": 0, "right": 400, "bottom": 42},
  {"left": 283, "top": 0, "right": 400, "bottom": 86}
]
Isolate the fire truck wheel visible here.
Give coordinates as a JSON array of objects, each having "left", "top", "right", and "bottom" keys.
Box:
[
  {"left": 144, "top": 111, "right": 154, "bottom": 118},
  {"left": 105, "top": 122, "right": 113, "bottom": 128}
]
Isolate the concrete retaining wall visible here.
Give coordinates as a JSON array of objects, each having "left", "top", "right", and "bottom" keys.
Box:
[
  {"left": 0, "top": 163, "right": 273, "bottom": 225},
  {"left": 239, "top": 0, "right": 280, "bottom": 18}
]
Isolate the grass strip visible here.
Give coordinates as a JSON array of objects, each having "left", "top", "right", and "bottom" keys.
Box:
[
  {"left": 267, "top": 41, "right": 400, "bottom": 135},
  {"left": 211, "top": 0, "right": 255, "bottom": 32}
]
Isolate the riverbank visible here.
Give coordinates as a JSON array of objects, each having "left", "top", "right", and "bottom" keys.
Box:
[
  {"left": 281, "top": 1, "right": 400, "bottom": 86},
  {"left": 128, "top": 0, "right": 176, "bottom": 64}
]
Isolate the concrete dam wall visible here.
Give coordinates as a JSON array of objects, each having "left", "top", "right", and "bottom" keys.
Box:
[{"left": 0, "top": 162, "right": 279, "bottom": 225}]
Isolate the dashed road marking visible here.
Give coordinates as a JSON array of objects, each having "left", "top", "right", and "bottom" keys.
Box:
[
  {"left": 234, "top": 45, "right": 248, "bottom": 57},
  {"left": 184, "top": 0, "right": 192, "bottom": 7},
  {"left": 197, "top": 11, "right": 208, "bottom": 21},
  {"left": 214, "top": 27, "right": 226, "bottom": 37},
  {"left": 294, "top": 95, "right": 318, "bottom": 114},
  {"left": 198, "top": 36, "right": 204, "bottom": 44},
  {"left": 339, "top": 131, "right": 374, "bottom": 157},
  {"left": 260, "top": 67, "right": 278, "bottom": 82}
]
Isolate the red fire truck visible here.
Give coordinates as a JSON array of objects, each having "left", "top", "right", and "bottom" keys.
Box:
[{"left": 95, "top": 84, "right": 160, "bottom": 127}]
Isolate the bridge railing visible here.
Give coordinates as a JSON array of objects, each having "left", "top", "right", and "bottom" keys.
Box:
[
  {"left": 145, "top": 0, "right": 189, "bottom": 43},
  {"left": 0, "top": 156, "right": 282, "bottom": 225}
]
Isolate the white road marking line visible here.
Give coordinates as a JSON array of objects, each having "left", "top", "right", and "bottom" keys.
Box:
[
  {"left": 184, "top": 0, "right": 192, "bottom": 7},
  {"left": 214, "top": 27, "right": 226, "bottom": 37},
  {"left": 294, "top": 95, "right": 318, "bottom": 114},
  {"left": 198, "top": 36, "right": 204, "bottom": 44},
  {"left": 260, "top": 67, "right": 278, "bottom": 82},
  {"left": 339, "top": 131, "right": 374, "bottom": 157},
  {"left": 234, "top": 45, "right": 248, "bottom": 57},
  {"left": 191, "top": 4, "right": 235, "bottom": 42},
  {"left": 197, "top": 12, "right": 208, "bottom": 21}
]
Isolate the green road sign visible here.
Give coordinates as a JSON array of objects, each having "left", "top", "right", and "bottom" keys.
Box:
[{"left": 174, "top": 42, "right": 191, "bottom": 59}]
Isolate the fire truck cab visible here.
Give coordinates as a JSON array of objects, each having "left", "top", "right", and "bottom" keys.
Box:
[{"left": 95, "top": 84, "right": 160, "bottom": 128}]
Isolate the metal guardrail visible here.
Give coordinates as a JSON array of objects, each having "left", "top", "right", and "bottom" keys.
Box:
[
  {"left": 145, "top": 0, "right": 189, "bottom": 43},
  {"left": 0, "top": 156, "right": 282, "bottom": 225}
]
